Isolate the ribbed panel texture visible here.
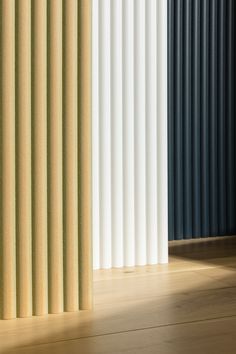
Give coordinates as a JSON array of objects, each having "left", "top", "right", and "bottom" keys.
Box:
[
  {"left": 168, "top": 0, "right": 236, "bottom": 240},
  {"left": 92, "top": 0, "right": 168, "bottom": 269},
  {"left": 0, "top": 0, "right": 92, "bottom": 320}
]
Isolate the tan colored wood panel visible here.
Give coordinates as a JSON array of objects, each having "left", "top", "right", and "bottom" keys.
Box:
[
  {"left": 0, "top": 0, "right": 16, "bottom": 320},
  {"left": 48, "top": 0, "right": 64, "bottom": 314},
  {"left": 63, "top": 0, "right": 79, "bottom": 312},
  {"left": 32, "top": 0, "right": 48, "bottom": 316},
  {"left": 0, "top": 0, "right": 92, "bottom": 320},
  {"left": 15, "top": 0, "right": 32, "bottom": 318},
  {"left": 78, "top": 0, "right": 93, "bottom": 310}
]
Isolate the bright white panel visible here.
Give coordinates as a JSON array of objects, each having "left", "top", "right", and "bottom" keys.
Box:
[
  {"left": 111, "top": 0, "right": 123, "bottom": 267},
  {"left": 157, "top": 0, "right": 169, "bottom": 263},
  {"left": 123, "top": 0, "right": 135, "bottom": 267},
  {"left": 92, "top": 0, "right": 168, "bottom": 269},
  {"left": 134, "top": 0, "right": 146, "bottom": 265},
  {"left": 99, "top": 0, "right": 112, "bottom": 268},
  {"left": 146, "top": 0, "right": 158, "bottom": 264},
  {"left": 92, "top": 0, "right": 100, "bottom": 270}
]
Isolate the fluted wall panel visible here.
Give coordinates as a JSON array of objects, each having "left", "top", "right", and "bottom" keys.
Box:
[
  {"left": 0, "top": 0, "right": 92, "bottom": 320},
  {"left": 92, "top": 0, "right": 168, "bottom": 269},
  {"left": 168, "top": 0, "right": 236, "bottom": 240}
]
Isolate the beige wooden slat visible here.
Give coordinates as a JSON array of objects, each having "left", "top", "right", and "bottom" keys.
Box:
[
  {"left": 0, "top": 0, "right": 16, "bottom": 320},
  {"left": 32, "top": 0, "right": 48, "bottom": 316},
  {"left": 15, "top": 0, "right": 32, "bottom": 318},
  {"left": 63, "top": 0, "right": 79, "bottom": 312},
  {"left": 78, "top": 0, "right": 93, "bottom": 310},
  {"left": 48, "top": 0, "right": 64, "bottom": 314}
]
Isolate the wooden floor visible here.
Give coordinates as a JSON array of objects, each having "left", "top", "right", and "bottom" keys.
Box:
[{"left": 1, "top": 236, "right": 236, "bottom": 354}]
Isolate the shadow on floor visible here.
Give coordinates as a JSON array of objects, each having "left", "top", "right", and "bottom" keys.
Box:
[{"left": 169, "top": 235, "right": 236, "bottom": 266}]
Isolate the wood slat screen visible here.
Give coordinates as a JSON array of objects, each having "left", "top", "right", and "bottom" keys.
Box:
[{"left": 0, "top": 0, "right": 92, "bottom": 319}]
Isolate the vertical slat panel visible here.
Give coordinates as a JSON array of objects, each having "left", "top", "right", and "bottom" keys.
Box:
[
  {"left": 157, "top": 0, "right": 168, "bottom": 263},
  {"left": 48, "top": 0, "right": 63, "bottom": 314},
  {"left": 174, "top": 0, "right": 184, "bottom": 240},
  {"left": 201, "top": 0, "right": 210, "bottom": 237},
  {"left": 93, "top": 0, "right": 169, "bottom": 268},
  {"left": 78, "top": 0, "right": 93, "bottom": 309},
  {"left": 183, "top": 0, "right": 192, "bottom": 238},
  {"left": 63, "top": 0, "right": 79, "bottom": 311},
  {"left": 111, "top": 0, "right": 123, "bottom": 268},
  {"left": 169, "top": 0, "right": 236, "bottom": 240},
  {"left": 99, "top": 0, "right": 112, "bottom": 269},
  {"left": 226, "top": 0, "right": 235, "bottom": 234},
  {"left": 134, "top": 0, "right": 146, "bottom": 265},
  {"left": 92, "top": 0, "right": 100, "bottom": 270},
  {"left": 167, "top": 0, "right": 175, "bottom": 242},
  {"left": 146, "top": 0, "right": 158, "bottom": 264},
  {"left": 32, "top": 0, "right": 48, "bottom": 316},
  {"left": 0, "top": 0, "right": 16, "bottom": 320},
  {"left": 123, "top": 0, "right": 135, "bottom": 267},
  {"left": 218, "top": 0, "right": 226, "bottom": 235},
  {"left": 0, "top": 0, "right": 92, "bottom": 319},
  {"left": 15, "top": 0, "right": 32, "bottom": 318},
  {"left": 192, "top": 0, "right": 201, "bottom": 238},
  {"left": 209, "top": 0, "right": 218, "bottom": 236}
]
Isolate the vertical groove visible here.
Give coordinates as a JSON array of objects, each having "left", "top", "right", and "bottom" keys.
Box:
[
  {"left": 111, "top": 0, "right": 123, "bottom": 268},
  {"left": 146, "top": 0, "right": 158, "bottom": 263},
  {"left": 78, "top": 0, "right": 93, "bottom": 309},
  {"left": 134, "top": 0, "right": 146, "bottom": 265},
  {"left": 48, "top": 0, "right": 63, "bottom": 314},
  {"left": 15, "top": 0, "right": 32, "bottom": 318},
  {"left": 32, "top": 0, "right": 48, "bottom": 316},
  {"left": 63, "top": 0, "right": 79, "bottom": 311},
  {"left": 99, "top": 0, "right": 112, "bottom": 269},
  {"left": 123, "top": 0, "right": 135, "bottom": 266},
  {"left": 0, "top": 0, "right": 16, "bottom": 320}
]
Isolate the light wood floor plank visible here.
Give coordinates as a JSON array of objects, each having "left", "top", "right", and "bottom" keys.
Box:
[{"left": 0, "top": 237, "right": 236, "bottom": 354}]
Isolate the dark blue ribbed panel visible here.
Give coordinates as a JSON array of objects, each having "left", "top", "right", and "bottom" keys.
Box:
[
  {"left": 168, "top": 0, "right": 236, "bottom": 240},
  {"left": 168, "top": 0, "right": 175, "bottom": 241},
  {"left": 209, "top": 0, "right": 218, "bottom": 236},
  {"left": 183, "top": 0, "right": 192, "bottom": 238}
]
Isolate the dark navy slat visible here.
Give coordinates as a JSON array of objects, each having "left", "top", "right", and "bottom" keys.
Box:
[
  {"left": 209, "top": 0, "right": 218, "bottom": 236},
  {"left": 218, "top": 0, "right": 227, "bottom": 235},
  {"left": 192, "top": 0, "right": 201, "bottom": 238},
  {"left": 226, "top": 0, "right": 235, "bottom": 234},
  {"left": 174, "top": 0, "right": 184, "bottom": 240},
  {"left": 167, "top": 0, "right": 175, "bottom": 241},
  {"left": 201, "top": 0, "right": 210, "bottom": 237},
  {"left": 183, "top": 0, "right": 192, "bottom": 239}
]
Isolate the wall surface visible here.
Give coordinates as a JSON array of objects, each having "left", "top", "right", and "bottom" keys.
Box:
[
  {"left": 0, "top": 0, "right": 92, "bottom": 319},
  {"left": 92, "top": 0, "right": 168, "bottom": 269},
  {"left": 168, "top": 0, "right": 236, "bottom": 240}
]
